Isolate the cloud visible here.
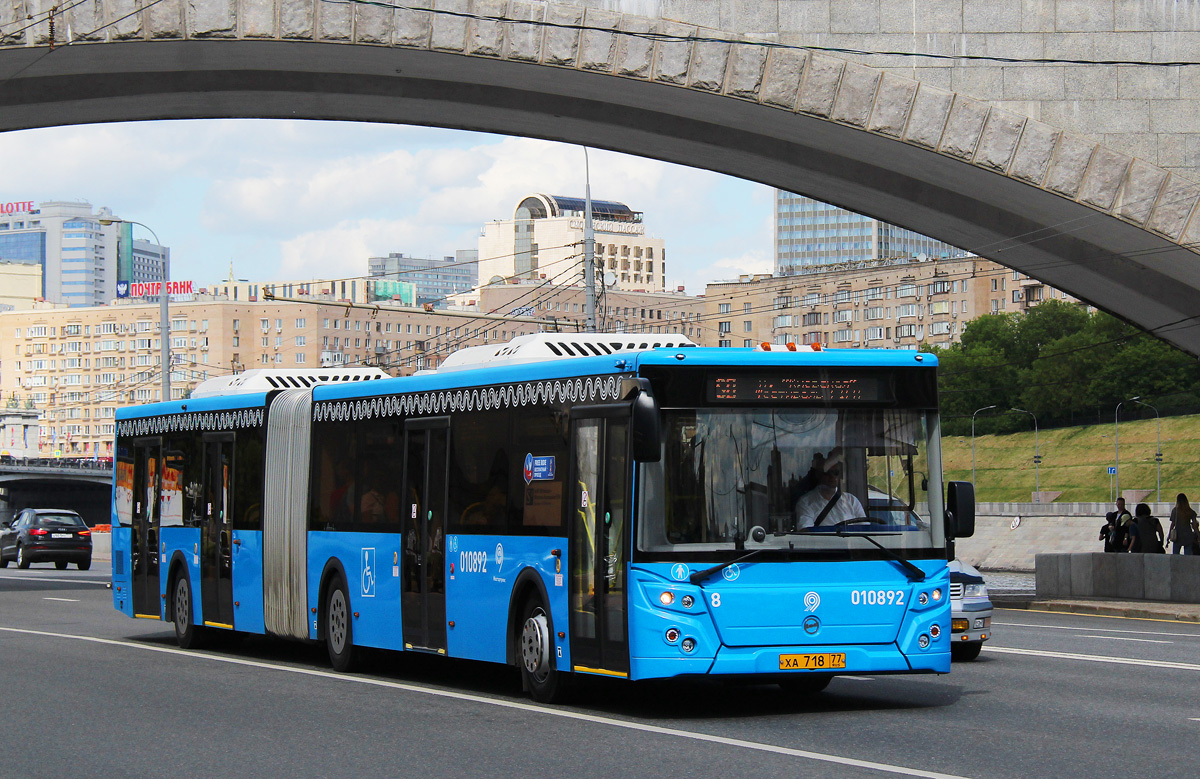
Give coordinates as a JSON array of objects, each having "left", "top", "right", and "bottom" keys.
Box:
[{"left": 4, "top": 119, "right": 774, "bottom": 295}]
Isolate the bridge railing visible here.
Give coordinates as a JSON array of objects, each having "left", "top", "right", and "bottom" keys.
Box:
[{"left": 0, "top": 456, "right": 114, "bottom": 472}]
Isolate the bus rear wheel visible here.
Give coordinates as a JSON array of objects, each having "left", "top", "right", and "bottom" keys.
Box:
[
  {"left": 778, "top": 673, "right": 833, "bottom": 694},
  {"left": 518, "top": 598, "right": 567, "bottom": 703},
  {"left": 326, "top": 578, "right": 358, "bottom": 672}
]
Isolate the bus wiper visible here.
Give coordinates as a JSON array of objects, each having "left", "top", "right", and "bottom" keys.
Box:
[
  {"left": 788, "top": 518, "right": 926, "bottom": 582},
  {"left": 689, "top": 548, "right": 767, "bottom": 585},
  {"left": 841, "top": 530, "right": 926, "bottom": 583}
]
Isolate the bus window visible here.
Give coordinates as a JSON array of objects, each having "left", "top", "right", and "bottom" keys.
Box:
[
  {"left": 516, "top": 407, "right": 568, "bottom": 532},
  {"left": 449, "top": 410, "right": 510, "bottom": 534},
  {"left": 358, "top": 418, "right": 403, "bottom": 532},
  {"left": 311, "top": 422, "right": 356, "bottom": 531}
]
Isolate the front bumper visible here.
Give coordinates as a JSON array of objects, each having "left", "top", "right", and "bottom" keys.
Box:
[{"left": 951, "top": 600, "right": 993, "bottom": 643}]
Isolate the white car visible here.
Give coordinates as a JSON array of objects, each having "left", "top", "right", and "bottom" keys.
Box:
[{"left": 949, "top": 559, "right": 992, "bottom": 661}]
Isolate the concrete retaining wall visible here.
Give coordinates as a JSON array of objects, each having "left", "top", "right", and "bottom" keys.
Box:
[
  {"left": 954, "top": 502, "right": 1178, "bottom": 572},
  {"left": 1036, "top": 552, "right": 1200, "bottom": 603}
]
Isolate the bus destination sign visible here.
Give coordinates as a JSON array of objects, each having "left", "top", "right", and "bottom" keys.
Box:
[{"left": 707, "top": 373, "right": 892, "bottom": 403}]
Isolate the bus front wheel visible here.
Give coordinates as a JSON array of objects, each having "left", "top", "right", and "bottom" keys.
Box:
[
  {"left": 326, "top": 578, "right": 358, "bottom": 672},
  {"left": 173, "top": 573, "right": 206, "bottom": 649},
  {"left": 518, "top": 597, "right": 567, "bottom": 703}
]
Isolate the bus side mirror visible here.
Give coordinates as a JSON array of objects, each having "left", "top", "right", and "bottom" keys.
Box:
[
  {"left": 946, "top": 481, "right": 975, "bottom": 539},
  {"left": 622, "top": 378, "right": 661, "bottom": 463}
]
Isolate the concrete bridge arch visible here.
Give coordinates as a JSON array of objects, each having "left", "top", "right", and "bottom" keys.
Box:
[{"left": 3, "top": 1, "right": 1200, "bottom": 352}]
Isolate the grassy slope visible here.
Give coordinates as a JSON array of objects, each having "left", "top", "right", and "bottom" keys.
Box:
[{"left": 941, "top": 414, "right": 1200, "bottom": 503}]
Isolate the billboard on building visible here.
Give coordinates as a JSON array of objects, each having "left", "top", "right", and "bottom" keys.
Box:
[
  {"left": 368, "top": 279, "right": 416, "bottom": 306},
  {"left": 116, "top": 222, "right": 133, "bottom": 296}
]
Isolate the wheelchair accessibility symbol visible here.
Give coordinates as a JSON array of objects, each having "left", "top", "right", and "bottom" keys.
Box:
[{"left": 361, "top": 548, "right": 376, "bottom": 598}]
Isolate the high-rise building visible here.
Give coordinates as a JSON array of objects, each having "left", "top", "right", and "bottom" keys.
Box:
[
  {"left": 775, "top": 192, "right": 969, "bottom": 274},
  {"left": 478, "top": 194, "right": 666, "bottom": 293},
  {"left": 367, "top": 252, "right": 477, "bottom": 309},
  {"left": 0, "top": 200, "right": 168, "bottom": 307}
]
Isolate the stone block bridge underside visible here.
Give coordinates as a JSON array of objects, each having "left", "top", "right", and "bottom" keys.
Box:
[{"left": 4, "top": 1, "right": 1200, "bottom": 354}]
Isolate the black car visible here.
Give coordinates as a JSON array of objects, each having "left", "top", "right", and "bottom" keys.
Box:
[{"left": 0, "top": 509, "right": 92, "bottom": 570}]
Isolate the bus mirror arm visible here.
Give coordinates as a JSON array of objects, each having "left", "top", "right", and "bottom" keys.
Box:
[
  {"left": 945, "top": 481, "right": 976, "bottom": 539},
  {"left": 627, "top": 379, "right": 661, "bottom": 463}
]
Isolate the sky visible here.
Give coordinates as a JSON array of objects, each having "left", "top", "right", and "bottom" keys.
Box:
[{"left": 3, "top": 119, "right": 775, "bottom": 296}]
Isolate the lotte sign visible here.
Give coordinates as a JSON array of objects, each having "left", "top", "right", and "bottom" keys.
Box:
[{"left": 130, "top": 281, "right": 193, "bottom": 297}]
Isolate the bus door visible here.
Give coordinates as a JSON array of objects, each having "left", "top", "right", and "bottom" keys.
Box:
[
  {"left": 131, "top": 437, "right": 162, "bottom": 618},
  {"left": 401, "top": 417, "right": 449, "bottom": 653},
  {"left": 200, "top": 433, "right": 235, "bottom": 629},
  {"left": 568, "top": 409, "right": 631, "bottom": 677}
]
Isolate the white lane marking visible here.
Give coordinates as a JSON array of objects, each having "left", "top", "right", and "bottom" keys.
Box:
[
  {"left": 996, "top": 621, "right": 1200, "bottom": 639},
  {"left": 1189, "top": 718, "right": 1200, "bottom": 723},
  {"left": 840, "top": 676, "right": 875, "bottom": 681},
  {"left": 0, "top": 626, "right": 972, "bottom": 779},
  {"left": 1079, "top": 635, "right": 1172, "bottom": 644},
  {"left": 43, "top": 597, "right": 80, "bottom": 603},
  {"left": 985, "top": 645, "right": 1200, "bottom": 671},
  {"left": 0, "top": 574, "right": 108, "bottom": 585}
]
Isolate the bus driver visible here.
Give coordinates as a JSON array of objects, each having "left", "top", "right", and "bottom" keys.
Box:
[{"left": 794, "top": 450, "right": 865, "bottom": 529}]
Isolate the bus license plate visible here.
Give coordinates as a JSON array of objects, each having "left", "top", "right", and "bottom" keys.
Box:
[{"left": 779, "top": 653, "right": 846, "bottom": 670}]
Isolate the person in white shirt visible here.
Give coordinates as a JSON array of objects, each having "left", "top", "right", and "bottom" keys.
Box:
[{"left": 794, "top": 453, "right": 865, "bottom": 529}]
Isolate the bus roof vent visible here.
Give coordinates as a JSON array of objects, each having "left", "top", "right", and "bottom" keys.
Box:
[
  {"left": 190, "top": 367, "right": 390, "bottom": 398},
  {"left": 436, "top": 332, "right": 697, "bottom": 372}
]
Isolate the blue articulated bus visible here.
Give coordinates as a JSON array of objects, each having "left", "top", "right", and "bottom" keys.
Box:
[{"left": 111, "top": 333, "right": 975, "bottom": 702}]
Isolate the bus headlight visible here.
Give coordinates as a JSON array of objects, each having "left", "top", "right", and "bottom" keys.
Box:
[
  {"left": 659, "top": 591, "right": 675, "bottom": 606},
  {"left": 681, "top": 638, "right": 696, "bottom": 653},
  {"left": 681, "top": 595, "right": 694, "bottom": 609}
]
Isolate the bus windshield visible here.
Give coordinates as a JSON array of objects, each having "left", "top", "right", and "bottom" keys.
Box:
[{"left": 637, "top": 407, "right": 944, "bottom": 556}]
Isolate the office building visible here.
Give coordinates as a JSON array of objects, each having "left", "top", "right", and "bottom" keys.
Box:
[
  {"left": 368, "top": 252, "right": 477, "bottom": 308},
  {"left": 702, "top": 255, "right": 1076, "bottom": 350},
  {"left": 0, "top": 201, "right": 168, "bottom": 307},
  {"left": 478, "top": 194, "right": 665, "bottom": 293},
  {"left": 775, "top": 192, "right": 969, "bottom": 273}
]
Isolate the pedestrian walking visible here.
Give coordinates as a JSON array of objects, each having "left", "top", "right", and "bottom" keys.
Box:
[
  {"left": 1166, "top": 493, "right": 1199, "bottom": 555},
  {"left": 1099, "top": 498, "right": 1132, "bottom": 553},
  {"left": 1133, "top": 503, "right": 1166, "bottom": 554}
]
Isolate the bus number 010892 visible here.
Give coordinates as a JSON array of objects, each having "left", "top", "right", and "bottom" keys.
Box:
[{"left": 849, "top": 589, "right": 905, "bottom": 606}]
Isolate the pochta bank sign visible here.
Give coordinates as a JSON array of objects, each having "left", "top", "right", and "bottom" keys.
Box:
[{"left": 119, "top": 281, "right": 195, "bottom": 298}]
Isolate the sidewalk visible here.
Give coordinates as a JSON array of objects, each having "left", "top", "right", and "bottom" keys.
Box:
[
  {"left": 992, "top": 594, "right": 1200, "bottom": 622},
  {"left": 985, "top": 569, "right": 1200, "bottom": 622}
]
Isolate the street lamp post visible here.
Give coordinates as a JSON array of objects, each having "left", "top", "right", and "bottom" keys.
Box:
[
  {"left": 971, "top": 405, "right": 998, "bottom": 486},
  {"left": 1129, "top": 397, "right": 1161, "bottom": 503},
  {"left": 100, "top": 219, "right": 168, "bottom": 402},
  {"left": 1010, "top": 407, "right": 1040, "bottom": 498},
  {"left": 1114, "top": 398, "right": 1129, "bottom": 501}
]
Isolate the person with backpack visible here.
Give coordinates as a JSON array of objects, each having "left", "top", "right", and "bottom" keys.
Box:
[
  {"left": 1133, "top": 503, "right": 1165, "bottom": 554},
  {"left": 1099, "top": 498, "right": 1131, "bottom": 552}
]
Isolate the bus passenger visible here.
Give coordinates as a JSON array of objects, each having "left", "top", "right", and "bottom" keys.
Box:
[{"left": 794, "top": 452, "right": 865, "bottom": 529}]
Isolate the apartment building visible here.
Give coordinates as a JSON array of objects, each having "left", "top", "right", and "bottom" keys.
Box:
[
  {"left": 701, "top": 256, "right": 1075, "bottom": 350},
  {"left": 461, "top": 283, "right": 704, "bottom": 341},
  {"left": 0, "top": 277, "right": 707, "bottom": 457}
]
